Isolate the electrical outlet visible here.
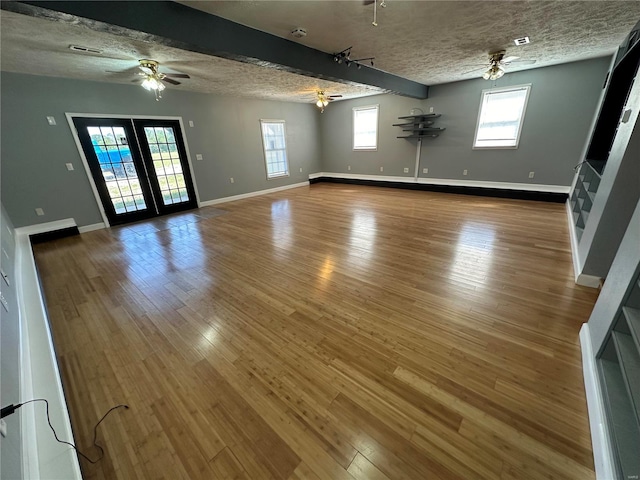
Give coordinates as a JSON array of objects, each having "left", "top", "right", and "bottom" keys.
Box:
[
  {"left": 66, "top": 163, "right": 74, "bottom": 171},
  {"left": 380, "top": 166, "right": 384, "bottom": 172},
  {"left": 230, "top": 177, "right": 234, "bottom": 184},
  {"left": 463, "top": 169, "right": 468, "bottom": 176},
  {"left": 429, "top": 107, "right": 434, "bottom": 113},
  {"left": 46, "top": 116, "right": 56, "bottom": 126},
  {"left": 529, "top": 171, "right": 535, "bottom": 179},
  {"left": 189, "top": 120, "right": 194, "bottom": 127},
  {"left": 0, "top": 419, "right": 7, "bottom": 437},
  {"left": 299, "top": 167, "right": 303, "bottom": 173},
  {"left": 195, "top": 154, "right": 203, "bottom": 161},
  {"left": 403, "top": 168, "right": 409, "bottom": 173},
  {"left": 348, "top": 165, "right": 351, "bottom": 171},
  {"left": 35, "top": 208, "right": 44, "bottom": 216},
  {"left": 422, "top": 168, "right": 428, "bottom": 174}
]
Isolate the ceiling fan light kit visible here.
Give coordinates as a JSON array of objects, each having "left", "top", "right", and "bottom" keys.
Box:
[
  {"left": 136, "top": 59, "right": 190, "bottom": 101},
  {"left": 314, "top": 90, "right": 342, "bottom": 113}
]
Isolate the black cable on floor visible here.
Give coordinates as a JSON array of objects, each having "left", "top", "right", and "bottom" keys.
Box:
[{"left": 9, "top": 399, "right": 128, "bottom": 464}]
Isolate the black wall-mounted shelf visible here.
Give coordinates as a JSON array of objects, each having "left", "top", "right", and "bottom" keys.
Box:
[{"left": 394, "top": 113, "right": 445, "bottom": 139}]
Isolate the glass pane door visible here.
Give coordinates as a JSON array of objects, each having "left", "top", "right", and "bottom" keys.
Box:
[
  {"left": 133, "top": 120, "right": 197, "bottom": 215},
  {"left": 73, "top": 118, "right": 157, "bottom": 226}
]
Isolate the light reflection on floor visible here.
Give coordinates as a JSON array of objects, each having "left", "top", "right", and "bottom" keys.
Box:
[
  {"left": 450, "top": 222, "right": 496, "bottom": 285},
  {"left": 271, "top": 199, "right": 293, "bottom": 251},
  {"left": 348, "top": 209, "right": 377, "bottom": 266}
]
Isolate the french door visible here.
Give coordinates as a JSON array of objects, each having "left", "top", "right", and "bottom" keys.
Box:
[{"left": 73, "top": 117, "right": 197, "bottom": 226}]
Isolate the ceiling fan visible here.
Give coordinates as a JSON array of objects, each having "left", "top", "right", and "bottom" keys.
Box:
[
  {"left": 315, "top": 91, "right": 342, "bottom": 113},
  {"left": 136, "top": 59, "right": 190, "bottom": 100},
  {"left": 465, "top": 50, "right": 536, "bottom": 80}
]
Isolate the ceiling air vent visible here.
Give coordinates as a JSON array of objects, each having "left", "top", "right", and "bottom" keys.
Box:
[
  {"left": 513, "top": 36, "right": 530, "bottom": 46},
  {"left": 69, "top": 45, "right": 103, "bottom": 54}
]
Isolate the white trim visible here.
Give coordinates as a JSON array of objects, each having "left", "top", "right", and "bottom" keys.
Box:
[
  {"left": 65, "top": 113, "right": 202, "bottom": 229},
  {"left": 14, "top": 225, "right": 82, "bottom": 479},
  {"left": 566, "top": 201, "right": 602, "bottom": 288},
  {"left": 199, "top": 181, "right": 309, "bottom": 207},
  {"left": 78, "top": 222, "right": 106, "bottom": 233},
  {"left": 14, "top": 218, "right": 77, "bottom": 236},
  {"left": 310, "top": 172, "right": 571, "bottom": 193},
  {"left": 353, "top": 104, "right": 379, "bottom": 151},
  {"left": 473, "top": 84, "right": 532, "bottom": 149},
  {"left": 580, "top": 324, "right": 617, "bottom": 480},
  {"left": 566, "top": 199, "right": 584, "bottom": 279},
  {"left": 259, "top": 119, "right": 290, "bottom": 179},
  {"left": 576, "top": 273, "right": 602, "bottom": 288}
]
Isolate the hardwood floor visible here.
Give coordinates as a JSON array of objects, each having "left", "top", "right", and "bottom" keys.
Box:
[{"left": 33, "top": 184, "right": 599, "bottom": 480}]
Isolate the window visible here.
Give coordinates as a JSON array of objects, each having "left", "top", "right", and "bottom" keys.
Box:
[
  {"left": 473, "top": 85, "right": 531, "bottom": 149},
  {"left": 353, "top": 105, "right": 379, "bottom": 150},
  {"left": 260, "top": 120, "right": 289, "bottom": 179}
]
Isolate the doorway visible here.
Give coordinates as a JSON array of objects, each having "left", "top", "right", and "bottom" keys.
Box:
[{"left": 73, "top": 117, "right": 198, "bottom": 226}]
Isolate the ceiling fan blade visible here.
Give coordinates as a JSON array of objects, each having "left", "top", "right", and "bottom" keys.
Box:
[
  {"left": 363, "top": 0, "right": 375, "bottom": 4},
  {"left": 501, "top": 55, "right": 520, "bottom": 63},
  {"left": 508, "top": 59, "right": 537, "bottom": 65},
  {"left": 328, "top": 94, "right": 343, "bottom": 98},
  {"left": 163, "top": 73, "right": 190, "bottom": 79},
  {"left": 163, "top": 77, "right": 181, "bottom": 86},
  {"left": 462, "top": 66, "right": 487, "bottom": 74}
]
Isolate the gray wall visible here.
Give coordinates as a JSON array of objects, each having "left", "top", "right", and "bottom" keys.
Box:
[
  {"left": 0, "top": 204, "right": 22, "bottom": 480},
  {"left": 1, "top": 73, "right": 322, "bottom": 228},
  {"left": 320, "top": 57, "right": 611, "bottom": 186}
]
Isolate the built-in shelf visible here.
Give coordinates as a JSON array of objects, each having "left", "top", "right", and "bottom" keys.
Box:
[
  {"left": 623, "top": 306, "right": 640, "bottom": 350},
  {"left": 598, "top": 268, "right": 640, "bottom": 478},
  {"left": 570, "top": 161, "right": 602, "bottom": 241},
  {"left": 612, "top": 331, "right": 640, "bottom": 423},
  {"left": 600, "top": 358, "right": 640, "bottom": 479},
  {"left": 394, "top": 113, "right": 445, "bottom": 139}
]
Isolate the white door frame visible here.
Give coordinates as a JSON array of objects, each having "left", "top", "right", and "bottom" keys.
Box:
[{"left": 65, "top": 113, "right": 202, "bottom": 228}]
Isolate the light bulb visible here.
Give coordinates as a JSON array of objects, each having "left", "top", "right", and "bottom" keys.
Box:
[
  {"left": 489, "top": 67, "right": 505, "bottom": 80},
  {"left": 141, "top": 78, "right": 153, "bottom": 90},
  {"left": 482, "top": 70, "right": 491, "bottom": 80},
  {"left": 316, "top": 99, "right": 324, "bottom": 108},
  {"left": 157, "top": 81, "right": 166, "bottom": 91},
  {"left": 322, "top": 100, "right": 329, "bottom": 107}
]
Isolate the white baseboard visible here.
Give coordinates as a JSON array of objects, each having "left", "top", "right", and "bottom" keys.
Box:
[
  {"left": 580, "top": 324, "right": 616, "bottom": 480},
  {"left": 311, "top": 172, "right": 571, "bottom": 194},
  {"left": 200, "top": 181, "right": 310, "bottom": 207},
  {"left": 78, "top": 222, "right": 106, "bottom": 233},
  {"left": 14, "top": 218, "right": 77, "bottom": 237},
  {"left": 14, "top": 229, "right": 82, "bottom": 479},
  {"left": 576, "top": 273, "right": 602, "bottom": 288}
]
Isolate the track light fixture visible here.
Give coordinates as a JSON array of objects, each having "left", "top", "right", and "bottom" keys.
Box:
[
  {"left": 333, "top": 47, "right": 352, "bottom": 64},
  {"left": 350, "top": 57, "right": 375, "bottom": 69},
  {"left": 333, "top": 47, "right": 375, "bottom": 70}
]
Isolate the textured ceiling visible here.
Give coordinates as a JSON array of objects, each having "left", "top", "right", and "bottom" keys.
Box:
[
  {"left": 184, "top": 0, "right": 640, "bottom": 85},
  {"left": 2, "top": 1, "right": 640, "bottom": 103}
]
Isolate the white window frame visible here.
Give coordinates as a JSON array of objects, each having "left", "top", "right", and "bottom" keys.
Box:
[
  {"left": 353, "top": 105, "right": 379, "bottom": 151},
  {"left": 473, "top": 84, "right": 531, "bottom": 149},
  {"left": 260, "top": 119, "right": 289, "bottom": 179}
]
